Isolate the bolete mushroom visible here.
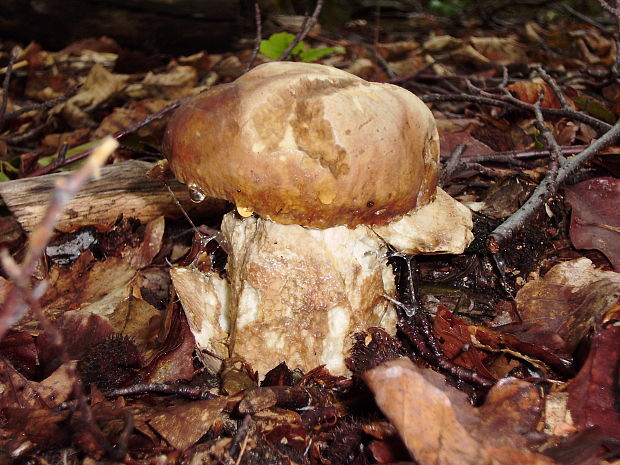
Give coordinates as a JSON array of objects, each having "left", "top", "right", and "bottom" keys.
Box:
[{"left": 163, "top": 62, "right": 473, "bottom": 376}]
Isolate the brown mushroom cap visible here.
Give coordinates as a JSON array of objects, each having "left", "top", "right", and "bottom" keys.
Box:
[{"left": 163, "top": 62, "right": 439, "bottom": 228}]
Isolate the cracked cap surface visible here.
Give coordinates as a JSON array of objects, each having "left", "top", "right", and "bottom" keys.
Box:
[{"left": 163, "top": 61, "right": 439, "bottom": 228}]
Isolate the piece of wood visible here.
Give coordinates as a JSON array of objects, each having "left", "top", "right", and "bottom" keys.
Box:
[
  {"left": 0, "top": 160, "right": 229, "bottom": 233},
  {"left": 0, "top": 0, "right": 248, "bottom": 55}
]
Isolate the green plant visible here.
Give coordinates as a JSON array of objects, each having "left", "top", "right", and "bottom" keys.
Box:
[{"left": 259, "top": 32, "right": 345, "bottom": 62}]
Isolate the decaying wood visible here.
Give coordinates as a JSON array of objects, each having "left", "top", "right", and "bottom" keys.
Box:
[{"left": 0, "top": 160, "right": 229, "bottom": 233}]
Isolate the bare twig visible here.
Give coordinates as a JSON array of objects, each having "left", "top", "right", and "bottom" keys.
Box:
[
  {"left": 422, "top": 92, "right": 612, "bottom": 133},
  {"left": 533, "top": 65, "right": 573, "bottom": 111},
  {"left": 0, "top": 137, "right": 118, "bottom": 337},
  {"left": 489, "top": 116, "right": 620, "bottom": 248},
  {"left": 27, "top": 95, "right": 193, "bottom": 177},
  {"left": 277, "top": 0, "right": 324, "bottom": 61},
  {"left": 3, "top": 86, "right": 79, "bottom": 122},
  {"left": 0, "top": 47, "right": 18, "bottom": 132},
  {"left": 440, "top": 143, "right": 467, "bottom": 186},
  {"left": 244, "top": 2, "right": 262, "bottom": 73},
  {"left": 106, "top": 382, "right": 219, "bottom": 400}
]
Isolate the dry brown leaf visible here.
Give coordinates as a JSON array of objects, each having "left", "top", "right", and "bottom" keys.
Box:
[
  {"left": 470, "top": 36, "right": 527, "bottom": 65},
  {"left": 149, "top": 397, "right": 227, "bottom": 450},
  {"left": 512, "top": 258, "right": 620, "bottom": 354},
  {"left": 507, "top": 81, "right": 572, "bottom": 109},
  {"left": 125, "top": 65, "right": 199, "bottom": 100},
  {"left": 364, "top": 358, "right": 556, "bottom": 465},
  {"left": 56, "top": 63, "right": 128, "bottom": 128}
]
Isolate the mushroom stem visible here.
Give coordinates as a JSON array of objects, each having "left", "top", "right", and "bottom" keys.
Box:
[{"left": 220, "top": 212, "right": 398, "bottom": 376}]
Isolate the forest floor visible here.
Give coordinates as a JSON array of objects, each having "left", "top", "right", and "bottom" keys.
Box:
[{"left": 0, "top": 4, "right": 619, "bottom": 465}]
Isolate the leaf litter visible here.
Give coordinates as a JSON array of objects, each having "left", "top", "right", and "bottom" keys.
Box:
[{"left": 0, "top": 5, "right": 619, "bottom": 465}]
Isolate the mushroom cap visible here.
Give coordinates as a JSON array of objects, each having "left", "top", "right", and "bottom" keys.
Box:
[{"left": 163, "top": 61, "right": 439, "bottom": 228}]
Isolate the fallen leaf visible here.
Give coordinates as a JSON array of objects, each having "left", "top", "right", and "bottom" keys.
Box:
[
  {"left": 149, "top": 397, "right": 227, "bottom": 450},
  {"left": 565, "top": 325, "right": 620, "bottom": 438},
  {"left": 470, "top": 36, "right": 527, "bottom": 65},
  {"left": 507, "top": 81, "right": 572, "bottom": 109},
  {"left": 565, "top": 177, "right": 620, "bottom": 271},
  {"left": 433, "top": 306, "right": 496, "bottom": 380},
  {"left": 511, "top": 258, "right": 620, "bottom": 354},
  {"left": 363, "top": 358, "right": 556, "bottom": 465}
]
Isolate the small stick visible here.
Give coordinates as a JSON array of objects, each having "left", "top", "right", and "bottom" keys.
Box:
[
  {"left": 106, "top": 382, "right": 219, "bottom": 400},
  {"left": 489, "top": 114, "right": 620, "bottom": 248},
  {"left": 28, "top": 95, "right": 193, "bottom": 177},
  {"left": 0, "top": 47, "right": 18, "bottom": 132},
  {"left": 533, "top": 65, "right": 573, "bottom": 111},
  {"left": 277, "top": 0, "right": 324, "bottom": 61},
  {"left": 0, "top": 137, "right": 118, "bottom": 338},
  {"left": 3, "top": 86, "right": 78, "bottom": 122},
  {"left": 244, "top": 2, "right": 262, "bottom": 73},
  {"left": 440, "top": 143, "right": 467, "bottom": 186}
]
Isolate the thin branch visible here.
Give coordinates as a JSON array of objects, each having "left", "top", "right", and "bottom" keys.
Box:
[
  {"left": 27, "top": 94, "right": 193, "bottom": 177},
  {"left": 107, "top": 382, "right": 219, "bottom": 400},
  {"left": 0, "top": 137, "right": 118, "bottom": 337},
  {"left": 533, "top": 65, "right": 573, "bottom": 111},
  {"left": 489, "top": 116, "right": 620, "bottom": 248},
  {"left": 422, "top": 92, "right": 612, "bottom": 134},
  {"left": 3, "top": 86, "right": 78, "bottom": 122},
  {"left": 244, "top": 2, "right": 262, "bottom": 73},
  {"left": 440, "top": 143, "right": 467, "bottom": 186},
  {"left": 0, "top": 47, "right": 18, "bottom": 132},
  {"left": 277, "top": 0, "right": 324, "bottom": 61}
]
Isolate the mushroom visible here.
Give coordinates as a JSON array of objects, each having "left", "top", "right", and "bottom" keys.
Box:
[{"left": 163, "top": 62, "right": 473, "bottom": 376}]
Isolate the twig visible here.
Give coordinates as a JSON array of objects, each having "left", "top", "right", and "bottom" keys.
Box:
[
  {"left": 277, "top": 0, "right": 324, "bottom": 61},
  {"left": 244, "top": 2, "right": 262, "bottom": 73},
  {"left": 440, "top": 143, "right": 467, "bottom": 186},
  {"left": 230, "top": 414, "right": 251, "bottom": 461},
  {"left": 3, "top": 86, "right": 79, "bottom": 122},
  {"left": 398, "top": 318, "right": 495, "bottom": 389},
  {"left": 459, "top": 145, "right": 588, "bottom": 165},
  {"left": 0, "top": 47, "right": 18, "bottom": 132},
  {"left": 422, "top": 92, "right": 612, "bottom": 133},
  {"left": 0, "top": 137, "right": 118, "bottom": 338},
  {"left": 27, "top": 95, "right": 193, "bottom": 177},
  {"left": 533, "top": 65, "right": 573, "bottom": 111},
  {"left": 106, "top": 382, "right": 219, "bottom": 400},
  {"left": 489, "top": 114, "right": 620, "bottom": 248},
  {"left": 559, "top": 3, "right": 607, "bottom": 32}
]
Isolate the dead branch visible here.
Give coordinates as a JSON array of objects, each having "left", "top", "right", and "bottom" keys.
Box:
[
  {"left": 387, "top": 256, "right": 495, "bottom": 390},
  {"left": 0, "top": 137, "right": 118, "bottom": 337},
  {"left": 277, "top": 0, "right": 324, "bottom": 61},
  {"left": 27, "top": 95, "right": 194, "bottom": 177},
  {"left": 423, "top": 89, "right": 612, "bottom": 133},
  {"left": 489, "top": 115, "right": 620, "bottom": 248},
  {"left": 243, "top": 2, "right": 262, "bottom": 73},
  {"left": 0, "top": 47, "right": 18, "bottom": 132}
]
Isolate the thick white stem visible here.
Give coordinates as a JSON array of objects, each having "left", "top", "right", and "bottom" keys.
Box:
[{"left": 221, "top": 213, "right": 397, "bottom": 376}]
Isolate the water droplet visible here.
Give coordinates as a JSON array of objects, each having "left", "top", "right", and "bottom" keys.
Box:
[
  {"left": 237, "top": 205, "right": 254, "bottom": 217},
  {"left": 187, "top": 183, "right": 206, "bottom": 203}
]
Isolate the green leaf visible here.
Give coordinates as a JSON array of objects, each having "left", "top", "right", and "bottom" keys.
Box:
[
  {"left": 299, "top": 46, "right": 345, "bottom": 63},
  {"left": 259, "top": 32, "right": 306, "bottom": 60}
]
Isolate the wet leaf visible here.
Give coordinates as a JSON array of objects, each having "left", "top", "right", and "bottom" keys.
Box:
[
  {"left": 565, "top": 178, "right": 620, "bottom": 271},
  {"left": 565, "top": 325, "right": 620, "bottom": 438}
]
